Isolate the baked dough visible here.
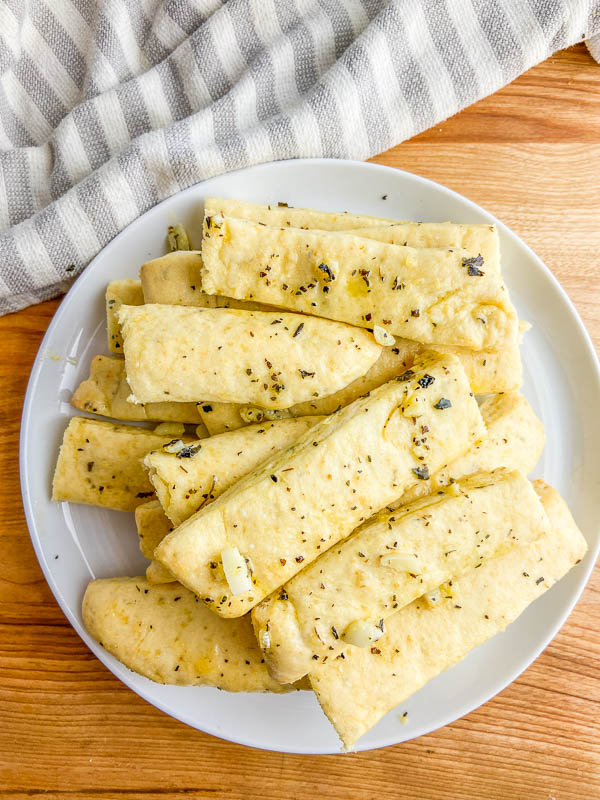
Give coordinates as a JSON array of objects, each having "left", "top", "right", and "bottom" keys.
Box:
[
  {"left": 199, "top": 401, "right": 249, "bottom": 434},
  {"left": 52, "top": 417, "right": 192, "bottom": 511},
  {"left": 249, "top": 391, "right": 542, "bottom": 676},
  {"left": 71, "top": 354, "right": 208, "bottom": 427},
  {"left": 144, "top": 416, "right": 321, "bottom": 526},
  {"left": 309, "top": 481, "right": 587, "bottom": 749},
  {"left": 140, "top": 249, "right": 276, "bottom": 311},
  {"left": 203, "top": 196, "right": 403, "bottom": 231},
  {"left": 82, "top": 577, "right": 305, "bottom": 692},
  {"left": 205, "top": 197, "right": 500, "bottom": 271},
  {"left": 201, "top": 216, "right": 518, "bottom": 350},
  {"left": 135, "top": 500, "right": 174, "bottom": 559},
  {"left": 197, "top": 338, "right": 523, "bottom": 435},
  {"left": 347, "top": 222, "right": 499, "bottom": 268},
  {"left": 106, "top": 279, "right": 144, "bottom": 353},
  {"left": 134, "top": 500, "right": 177, "bottom": 583},
  {"left": 155, "top": 353, "right": 485, "bottom": 617},
  {"left": 144, "top": 256, "right": 515, "bottom": 388},
  {"left": 253, "top": 469, "right": 549, "bottom": 684},
  {"left": 146, "top": 560, "right": 177, "bottom": 584},
  {"left": 395, "top": 391, "right": 544, "bottom": 507},
  {"left": 117, "top": 304, "right": 382, "bottom": 409}
]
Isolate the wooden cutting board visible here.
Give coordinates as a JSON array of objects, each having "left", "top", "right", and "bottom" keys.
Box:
[{"left": 0, "top": 42, "right": 598, "bottom": 800}]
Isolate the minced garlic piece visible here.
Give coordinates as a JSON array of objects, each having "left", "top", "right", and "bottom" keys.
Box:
[
  {"left": 163, "top": 438, "right": 187, "bottom": 454},
  {"left": 342, "top": 620, "right": 384, "bottom": 648},
  {"left": 379, "top": 552, "right": 419, "bottom": 571},
  {"left": 221, "top": 546, "right": 253, "bottom": 595},
  {"left": 373, "top": 325, "right": 395, "bottom": 346}
]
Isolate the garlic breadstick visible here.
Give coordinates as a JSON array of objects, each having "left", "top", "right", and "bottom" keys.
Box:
[
  {"left": 82, "top": 577, "right": 305, "bottom": 692},
  {"left": 205, "top": 197, "right": 500, "bottom": 272},
  {"left": 145, "top": 393, "right": 542, "bottom": 585},
  {"left": 309, "top": 481, "right": 587, "bottom": 749},
  {"left": 52, "top": 417, "right": 192, "bottom": 512},
  {"left": 71, "top": 354, "right": 208, "bottom": 427},
  {"left": 118, "top": 304, "right": 382, "bottom": 410},
  {"left": 144, "top": 416, "right": 322, "bottom": 526},
  {"left": 106, "top": 279, "right": 144, "bottom": 353},
  {"left": 140, "top": 249, "right": 275, "bottom": 310},
  {"left": 347, "top": 222, "right": 499, "bottom": 269},
  {"left": 198, "top": 338, "right": 523, "bottom": 435},
  {"left": 135, "top": 500, "right": 174, "bottom": 560},
  {"left": 134, "top": 501, "right": 177, "bottom": 584},
  {"left": 201, "top": 216, "right": 518, "bottom": 350},
  {"left": 252, "top": 469, "right": 549, "bottom": 684},
  {"left": 251, "top": 392, "right": 543, "bottom": 679},
  {"left": 204, "top": 196, "right": 402, "bottom": 231},
  {"left": 155, "top": 353, "right": 484, "bottom": 617}
]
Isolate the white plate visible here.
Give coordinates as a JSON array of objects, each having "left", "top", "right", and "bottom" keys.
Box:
[{"left": 20, "top": 159, "right": 600, "bottom": 754}]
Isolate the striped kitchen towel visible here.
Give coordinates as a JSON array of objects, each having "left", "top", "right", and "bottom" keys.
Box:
[{"left": 1, "top": 0, "right": 599, "bottom": 314}]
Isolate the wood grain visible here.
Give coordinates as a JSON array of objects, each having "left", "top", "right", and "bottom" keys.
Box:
[{"left": 0, "top": 43, "right": 599, "bottom": 799}]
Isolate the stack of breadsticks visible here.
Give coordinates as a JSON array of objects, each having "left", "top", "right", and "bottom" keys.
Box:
[{"left": 53, "top": 198, "right": 586, "bottom": 750}]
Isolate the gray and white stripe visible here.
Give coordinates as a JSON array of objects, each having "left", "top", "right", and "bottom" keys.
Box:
[{"left": 0, "top": 0, "right": 599, "bottom": 314}]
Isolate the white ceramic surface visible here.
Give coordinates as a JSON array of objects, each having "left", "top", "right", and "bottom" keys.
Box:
[{"left": 20, "top": 159, "right": 600, "bottom": 754}]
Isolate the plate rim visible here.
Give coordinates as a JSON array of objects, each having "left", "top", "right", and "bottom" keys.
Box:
[{"left": 19, "top": 157, "right": 600, "bottom": 754}]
